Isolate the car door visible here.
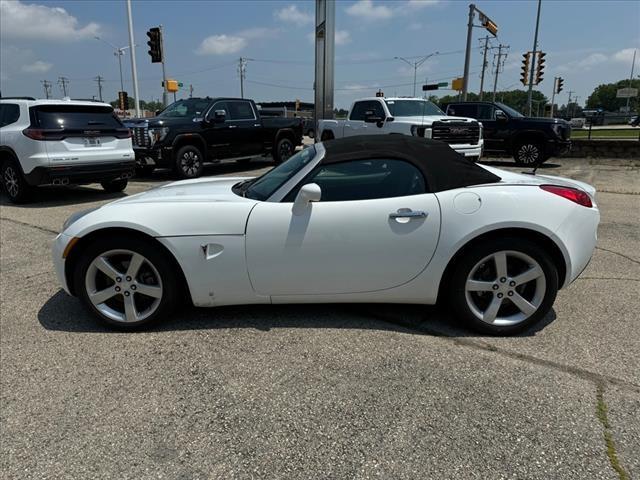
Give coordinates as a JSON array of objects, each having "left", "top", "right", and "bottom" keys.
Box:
[
  {"left": 226, "top": 100, "right": 262, "bottom": 157},
  {"left": 477, "top": 104, "right": 500, "bottom": 151},
  {"left": 245, "top": 158, "right": 441, "bottom": 296},
  {"left": 343, "top": 100, "right": 385, "bottom": 137},
  {"left": 202, "top": 101, "right": 233, "bottom": 159}
]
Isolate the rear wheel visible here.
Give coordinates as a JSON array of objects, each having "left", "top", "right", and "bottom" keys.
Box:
[
  {"left": 74, "top": 236, "right": 180, "bottom": 330},
  {"left": 1, "top": 160, "right": 31, "bottom": 203},
  {"left": 448, "top": 237, "right": 558, "bottom": 335},
  {"left": 273, "top": 137, "right": 294, "bottom": 164},
  {"left": 514, "top": 141, "right": 544, "bottom": 166},
  {"left": 101, "top": 178, "right": 128, "bottom": 193},
  {"left": 174, "top": 145, "right": 204, "bottom": 179}
]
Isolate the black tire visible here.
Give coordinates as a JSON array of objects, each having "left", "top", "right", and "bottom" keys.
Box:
[
  {"left": 447, "top": 237, "right": 559, "bottom": 336},
  {"left": 513, "top": 140, "right": 545, "bottom": 166},
  {"left": 1, "top": 159, "right": 32, "bottom": 203},
  {"left": 273, "top": 137, "right": 294, "bottom": 164},
  {"left": 174, "top": 145, "right": 204, "bottom": 179},
  {"left": 100, "top": 178, "right": 128, "bottom": 193},
  {"left": 320, "top": 130, "right": 334, "bottom": 142},
  {"left": 74, "top": 235, "right": 181, "bottom": 330}
]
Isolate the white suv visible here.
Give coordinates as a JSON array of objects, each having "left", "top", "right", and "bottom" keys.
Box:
[{"left": 0, "top": 98, "right": 135, "bottom": 203}]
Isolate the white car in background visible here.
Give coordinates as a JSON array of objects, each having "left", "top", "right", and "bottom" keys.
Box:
[
  {"left": 0, "top": 97, "right": 135, "bottom": 203},
  {"left": 53, "top": 135, "right": 598, "bottom": 335},
  {"left": 318, "top": 97, "right": 484, "bottom": 160}
]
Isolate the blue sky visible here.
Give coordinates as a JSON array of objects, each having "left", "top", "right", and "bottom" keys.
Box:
[{"left": 1, "top": 0, "right": 638, "bottom": 109}]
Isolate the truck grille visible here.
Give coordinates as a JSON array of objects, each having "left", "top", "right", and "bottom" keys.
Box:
[
  {"left": 432, "top": 121, "right": 480, "bottom": 145},
  {"left": 131, "top": 126, "right": 149, "bottom": 148}
]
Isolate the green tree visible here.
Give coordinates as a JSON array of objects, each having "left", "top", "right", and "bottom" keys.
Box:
[{"left": 586, "top": 79, "right": 639, "bottom": 112}]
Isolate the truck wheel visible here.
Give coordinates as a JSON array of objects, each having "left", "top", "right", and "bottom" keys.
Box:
[
  {"left": 174, "top": 145, "right": 204, "bottom": 179},
  {"left": 320, "top": 130, "right": 334, "bottom": 142},
  {"left": 514, "top": 141, "right": 544, "bottom": 166},
  {"left": 273, "top": 137, "right": 294, "bottom": 164},
  {"left": 1, "top": 160, "right": 32, "bottom": 204},
  {"left": 135, "top": 165, "right": 155, "bottom": 177},
  {"left": 101, "top": 179, "right": 128, "bottom": 193}
]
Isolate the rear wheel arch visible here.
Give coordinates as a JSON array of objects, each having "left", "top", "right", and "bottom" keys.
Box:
[
  {"left": 65, "top": 227, "right": 191, "bottom": 304},
  {"left": 436, "top": 227, "right": 567, "bottom": 304},
  {"left": 320, "top": 130, "right": 335, "bottom": 141},
  {"left": 274, "top": 128, "right": 295, "bottom": 145},
  {"left": 172, "top": 134, "right": 207, "bottom": 160},
  {"left": 0, "top": 147, "right": 21, "bottom": 170}
]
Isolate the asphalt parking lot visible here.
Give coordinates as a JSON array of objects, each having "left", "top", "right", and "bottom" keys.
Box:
[{"left": 1, "top": 154, "right": 639, "bottom": 479}]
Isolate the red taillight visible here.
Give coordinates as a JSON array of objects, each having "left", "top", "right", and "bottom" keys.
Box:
[
  {"left": 22, "top": 128, "right": 47, "bottom": 140},
  {"left": 114, "top": 129, "right": 132, "bottom": 139},
  {"left": 540, "top": 184, "right": 592, "bottom": 208}
]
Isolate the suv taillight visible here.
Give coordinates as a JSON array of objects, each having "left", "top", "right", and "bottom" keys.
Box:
[
  {"left": 22, "top": 128, "right": 64, "bottom": 141},
  {"left": 540, "top": 185, "right": 592, "bottom": 208},
  {"left": 114, "top": 129, "right": 132, "bottom": 139}
]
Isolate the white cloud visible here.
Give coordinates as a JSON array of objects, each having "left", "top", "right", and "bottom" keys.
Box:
[
  {"left": 196, "top": 34, "right": 247, "bottom": 55},
  {"left": 275, "top": 4, "right": 313, "bottom": 25},
  {"left": 21, "top": 60, "right": 52, "bottom": 73},
  {"left": 406, "top": 0, "right": 439, "bottom": 9},
  {"left": 238, "top": 27, "right": 279, "bottom": 40},
  {"left": 408, "top": 22, "right": 423, "bottom": 31},
  {"left": 335, "top": 30, "right": 351, "bottom": 46},
  {"left": 0, "top": 0, "right": 100, "bottom": 41},
  {"left": 612, "top": 48, "right": 637, "bottom": 64},
  {"left": 558, "top": 53, "right": 608, "bottom": 72},
  {"left": 346, "top": 0, "right": 393, "bottom": 20}
]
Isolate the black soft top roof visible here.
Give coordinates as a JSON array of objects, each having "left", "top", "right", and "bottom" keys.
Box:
[{"left": 322, "top": 135, "right": 500, "bottom": 192}]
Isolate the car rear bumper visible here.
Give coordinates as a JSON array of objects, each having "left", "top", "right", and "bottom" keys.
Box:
[{"left": 24, "top": 161, "right": 136, "bottom": 186}]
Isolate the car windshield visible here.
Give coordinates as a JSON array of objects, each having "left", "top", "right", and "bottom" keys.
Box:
[
  {"left": 495, "top": 102, "right": 524, "bottom": 118},
  {"left": 157, "top": 99, "right": 211, "bottom": 118},
  {"left": 385, "top": 100, "right": 444, "bottom": 117},
  {"left": 242, "top": 146, "right": 317, "bottom": 201}
]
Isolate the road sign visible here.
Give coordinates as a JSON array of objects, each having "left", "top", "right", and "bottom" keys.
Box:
[
  {"left": 422, "top": 84, "right": 440, "bottom": 91},
  {"left": 616, "top": 88, "right": 638, "bottom": 98},
  {"left": 451, "top": 78, "right": 463, "bottom": 91},
  {"left": 437, "top": 82, "right": 448, "bottom": 87}
]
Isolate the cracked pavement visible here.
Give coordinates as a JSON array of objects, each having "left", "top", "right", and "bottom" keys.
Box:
[{"left": 1, "top": 156, "right": 638, "bottom": 479}]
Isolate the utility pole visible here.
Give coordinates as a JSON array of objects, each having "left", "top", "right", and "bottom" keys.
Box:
[
  {"left": 238, "top": 57, "right": 253, "bottom": 98},
  {"left": 492, "top": 44, "right": 508, "bottom": 102},
  {"left": 550, "top": 77, "right": 557, "bottom": 118},
  {"left": 566, "top": 90, "right": 574, "bottom": 119},
  {"left": 462, "top": 4, "right": 475, "bottom": 101},
  {"left": 57, "top": 77, "right": 69, "bottom": 97},
  {"left": 189, "top": 84, "right": 193, "bottom": 98},
  {"left": 160, "top": 25, "right": 168, "bottom": 107},
  {"left": 479, "top": 36, "right": 491, "bottom": 101},
  {"left": 527, "top": 0, "right": 542, "bottom": 116},
  {"left": 41, "top": 80, "right": 52, "bottom": 99},
  {"left": 94, "top": 75, "right": 104, "bottom": 102},
  {"left": 126, "top": 0, "right": 141, "bottom": 117},
  {"left": 626, "top": 49, "right": 636, "bottom": 112}
]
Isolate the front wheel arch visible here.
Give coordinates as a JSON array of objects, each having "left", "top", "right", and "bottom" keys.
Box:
[
  {"left": 65, "top": 227, "right": 191, "bottom": 304},
  {"left": 436, "top": 227, "right": 567, "bottom": 305}
]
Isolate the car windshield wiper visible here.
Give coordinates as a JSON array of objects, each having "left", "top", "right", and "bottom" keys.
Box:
[{"left": 234, "top": 178, "right": 256, "bottom": 197}]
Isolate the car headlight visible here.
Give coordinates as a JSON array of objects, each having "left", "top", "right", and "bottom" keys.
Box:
[
  {"left": 63, "top": 207, "right": 98, "bottom": 231},
  {"left": 149, "top": 127, "right": 170, "bottom": 145}
]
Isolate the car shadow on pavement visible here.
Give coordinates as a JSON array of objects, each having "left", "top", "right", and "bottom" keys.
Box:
[
  {"left": 0, "top": 186, "right": 126, "bottom": 209},
  {"left": 38, "top": 290, "right": 556, "bottom": 338},
  {"left": 132, "top": 159, "right": 274, "bottom": 183},
  {"left": 479, "top": 159, "right": 561, "bottom": 169}
]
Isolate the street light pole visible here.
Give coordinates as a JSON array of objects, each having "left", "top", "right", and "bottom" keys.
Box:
[
  {"left": 126, "top": 0, "right": 141, "bottom": 117},
  {"left": 394, "top": 52, "right": 439, "bottom": 97},
  {"left": 527, "top": 0, "right": 542, "bottom": 116},
  {"left": 95, "top": 36, "right": 131, "bottom": 98},
  {"left": 626, "top": 49, "right": 636, "bottom": 112},
  {"left": 462, "top": 3, "right": 475, "bottom": 101}
]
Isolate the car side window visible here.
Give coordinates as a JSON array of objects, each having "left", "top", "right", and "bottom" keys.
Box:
[
  {"left": 447, "top": 104, "right": 477, "bottom": 118},
  {"left": 349, "top": 101, "right": 385, "bottom": 121},
  {"left": 477, "top": 104, "right": 495, "bottom": 120},
  {"left": 227, "top": 101, "right": 256, "bottom": 120},
  {"left": 210, "top": 101, "right": 229, "bottom": 118},
  {"left": 286, "top": 159, "right": 426, "bottom": 202},
  {"left": 0, "top": 104, "right": 20, "bottom": 127}
]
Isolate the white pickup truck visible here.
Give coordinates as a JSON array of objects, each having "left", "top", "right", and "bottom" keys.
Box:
[{"left": 318, "top": 97, "right": 483, "bottom": 160}]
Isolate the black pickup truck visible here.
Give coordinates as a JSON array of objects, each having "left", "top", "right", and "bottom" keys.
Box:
[
  {"left": 125, "top": 97, "right": 303, "bottom": 178},
  {"left": 442, "top": 101, "right": 571, "bottom": 166}
]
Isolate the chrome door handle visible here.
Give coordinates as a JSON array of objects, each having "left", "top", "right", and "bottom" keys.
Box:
[
  {"left": 228, "top": 125, "right": 238, "bottom": 129},
  {"left": 389, "top": 209, "right": 427, "bottom": 219}
]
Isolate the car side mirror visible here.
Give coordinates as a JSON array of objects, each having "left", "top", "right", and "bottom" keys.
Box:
[
  {"left": 292, "top": 183, "right": 321, "bottom": 215},
  {"left": 213, "top": 110, "right": 226, "bottom": 123},
  {"left": 495, "top": 110, "right": 507, "bottom": 122}
]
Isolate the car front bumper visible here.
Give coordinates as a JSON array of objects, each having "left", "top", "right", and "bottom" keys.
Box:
[
  {"left": 451, "top": 142, "right": 484, "bottom": 159},
  {"left": 24, "top": 161, "right": 135, "bottom": 186},
  {"left": 52, "top": 233, "right": 73, "bottom": 295}
]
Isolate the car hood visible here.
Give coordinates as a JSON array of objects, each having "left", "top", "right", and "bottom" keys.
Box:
[
  {"left": 394, "top": 115, "right": 478, "bottom": 125},
  {"left": 480, "top": 165, "right": 596, "bottom": 196},
  {"left": 110, "top": 177, "right": 256, "bottom": 205}
]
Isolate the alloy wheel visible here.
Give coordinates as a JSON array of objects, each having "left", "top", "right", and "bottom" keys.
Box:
[
  {"left": 517, "top": 144, "right": 540, "bottom": 164},
  {"left": 180, "top": 151, "right": 201, "bottom": 177},
  {"left": 279, "top": 141, "right": 293, "bottom": 161},
  {"left": 85, "top": 249, "right": 163, "bottom": 324},
  {"left": 3, "top": 166, "right": 19, "bottom": 198},
  {"left": 464, "top": 250, "right": 546, "bottom": 326}
]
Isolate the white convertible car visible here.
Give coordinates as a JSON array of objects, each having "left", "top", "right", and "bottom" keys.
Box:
[{"left": 53, "top": 136, "right": 599, "bottom": 335}]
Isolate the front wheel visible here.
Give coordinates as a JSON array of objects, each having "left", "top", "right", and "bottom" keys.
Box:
[
  {"left": 174, "top": 145, "right": 204, "bottom": 179},
  {"left": 273, "top": 137, "right": 294, "bottom": 164},
  {"left": 448, "top": 237, "right": 559, "bottom": 335},
  {"left": 74, "top": 236, "right": 180, "bottom": 330},
  {"left": 1, "top": 160, "right": 32, "bottom": 203},
  {"left": 101, "top": 178, "right": 128, "bottom": 193},
  {"left": 514, "top": 141, "right": 544, "bottom": 166}
]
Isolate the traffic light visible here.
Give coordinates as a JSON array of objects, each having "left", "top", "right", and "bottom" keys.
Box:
[
  {"left": 535, "top": 52, "right": 546, "bottom": 85},
  {"left": 146, "top": 27, "right": 162, "bottom": 63},
  {"left": 422, "top": 84, "right": 439, "bottom": 91},
  {"left": 118, "top": 91, "right": 128, "bottom": 110},
  {"left": 375, "top": 89, "right": 384, "bottom": 97},
  {"left": 555, "top": 77, "right": 564, "bottom": 94},
  {"left": 478, "top": 12, "right": 498, "bottom": 37},
  {"left": 520, "top": 52, "right": 531, "bottom": 86}
]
